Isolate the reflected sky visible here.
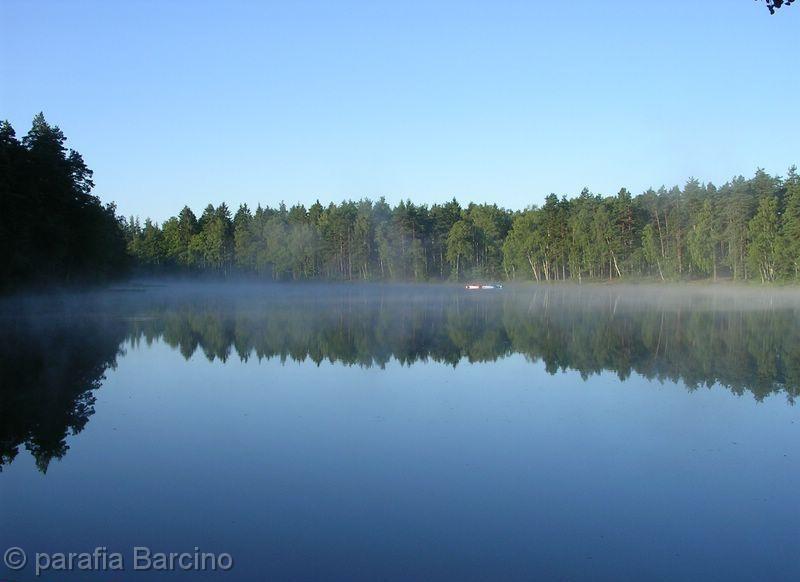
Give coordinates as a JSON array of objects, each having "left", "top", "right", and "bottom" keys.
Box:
[{"left": 2, "top": 284, "right": 800, "bottom": 581}]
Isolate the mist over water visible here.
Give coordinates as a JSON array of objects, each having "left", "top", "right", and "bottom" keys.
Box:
[
  {"left": 3, "top": 282, "right": 800, "bottom": 472},
  {"left": 2, "top": 282, "right": 800, "bottom": 580}
]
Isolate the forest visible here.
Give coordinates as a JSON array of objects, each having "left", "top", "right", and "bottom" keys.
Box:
[
  {"left": 125, "top": 168, "right": 800, "bottom": 284},
  {"left": 0, "top": 115, "right": 128, "bottom": 290},
  {"left": 3, "top": 114, "right": 800, "bottom": 288}
]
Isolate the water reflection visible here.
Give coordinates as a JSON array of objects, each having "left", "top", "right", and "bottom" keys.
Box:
[
  {"left": 0, "top": 313, "right": 126, "bottom": 472},
  {"left": 2, "top": 284, "right": 799, "bottom": 472}
]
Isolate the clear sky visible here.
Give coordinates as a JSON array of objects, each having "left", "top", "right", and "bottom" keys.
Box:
[{"left": 1, "top": 0, "right": 797, "bottom": 222}]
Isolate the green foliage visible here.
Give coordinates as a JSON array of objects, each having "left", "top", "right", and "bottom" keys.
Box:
[
  {"left": 780, "top": 168, "right": 800, "bottom": 280},
  {"left": 4, "top": 114, "right": 798, "bottom": 286},
  {"left": 747, "top": 195, "right": 780, "bottom": 282},
  {"left": 503, "top": 209, "right": 544, "bottom": 281},
  {"left": 0, "top": 114, "right": 128, "bottom": 290},
  {"left": 122, "top": 166, "right": 800, "bottom": 283},
  {"left": 688, "top": 200, "right": 717, "bottom": 278},
  {"left": 446, "top": 219, "right": 474, "bottom": 279}
]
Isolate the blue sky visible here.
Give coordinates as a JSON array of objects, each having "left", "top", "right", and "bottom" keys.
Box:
[{"left": 1, "top": 0, "right": 797, "bottom": 221}]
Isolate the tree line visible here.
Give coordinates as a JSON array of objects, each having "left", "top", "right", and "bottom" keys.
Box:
[
  {"left": 3, "top": 114, "right": 799, "bottom": 287},
  {"left": 0, "top": 114, "right": 128, "bottom": 290},
  {"left": 127, "top": 168, "right": 800, "bottom": 284}
]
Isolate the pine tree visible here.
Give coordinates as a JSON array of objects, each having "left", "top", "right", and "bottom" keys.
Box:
[{"left": 780, "top": 167, "right": 800, "bottom": 279}]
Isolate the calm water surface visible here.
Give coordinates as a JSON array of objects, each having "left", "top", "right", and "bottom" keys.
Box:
[{"left": 1, "top": 284, "right": 799, "bottom": 581}]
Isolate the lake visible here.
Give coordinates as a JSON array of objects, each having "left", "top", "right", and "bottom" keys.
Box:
[{"left": 1, "top": 283, "right": 799, "bottom": 581}]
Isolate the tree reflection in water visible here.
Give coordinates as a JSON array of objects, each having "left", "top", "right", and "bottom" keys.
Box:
[
  {"left": 3, "top": 284, "right": 800, "bottom": 472},
  {"left": 0, "top": 311, "right": 126, "bottom": 472}
]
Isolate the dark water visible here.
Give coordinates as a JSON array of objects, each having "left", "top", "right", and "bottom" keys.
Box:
[{"left": 2, "top": 284, "right": 799, "bottom": 581}]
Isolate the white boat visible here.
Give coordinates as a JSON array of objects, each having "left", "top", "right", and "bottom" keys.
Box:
[{"left": 465, "top": 283, "right": 503, "bottom": 290}]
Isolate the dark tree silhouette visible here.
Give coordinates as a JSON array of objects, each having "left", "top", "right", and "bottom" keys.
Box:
[
  {"left": 0, "top": 309, "right": 127, "bottom": 472},
  {"left": 0, "top": 114, "right": 129, "bottom": 291},
  {"left": 761, "top": 0, "right": 794, "bottom": 14}
]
